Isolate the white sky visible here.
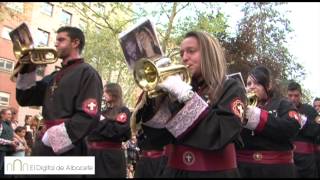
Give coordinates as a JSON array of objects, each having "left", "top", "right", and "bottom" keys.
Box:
[{"left": 221, "top": 2, "right": 320, "bottom": 100}]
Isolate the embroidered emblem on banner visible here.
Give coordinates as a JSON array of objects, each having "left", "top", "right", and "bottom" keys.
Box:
[
  {"left": 182, "top": 151, "right": 195, "bottom": 166},
  {"left": 116, "top": 113, "right": 127, "bottom": 123},
  {"left": 82, "top": 98, "right": 98, "bottom": 116},
  {"left": 231, "top": 98, "right": 245, "bottom": 123},
  {"left": 288, "top": 111, "right": 301, "bottom": 123}
]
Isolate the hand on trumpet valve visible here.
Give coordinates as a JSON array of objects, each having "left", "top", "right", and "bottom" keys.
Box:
[{"left": 158, "top": 74, "right": 193, "bottom": 103}]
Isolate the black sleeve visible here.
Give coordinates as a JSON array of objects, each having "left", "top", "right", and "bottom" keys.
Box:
[
  {"left": 258, "top": 99, "right": 301, "bottom": 142},
  {"left": 16, "top": 74, "right": 54, "bottom": 106},
  {"left": 178, "top": 79, "right": 246, "bottom": 150},
  {"left": 298, "top": 104, "right": 320, "bottom": 139},
  {"left": 96, "top": 107, "right": 131, "bottom": 142},
  {"left": 64, "top": 68, "right": 103, "bottom": 144}
]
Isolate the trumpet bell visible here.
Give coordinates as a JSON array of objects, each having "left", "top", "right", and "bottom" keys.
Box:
[
  {"left": 133, "top": 58, "right": 191, "bottom": 98},
  {"left": 247, "top": 92, "right": 258, "bottom": 107},
  {"left": 9, "top": 23, "right": 58, "bottom": 82},
  {"left": 133, "top": 58, "right": 159, "bottom": 92}
]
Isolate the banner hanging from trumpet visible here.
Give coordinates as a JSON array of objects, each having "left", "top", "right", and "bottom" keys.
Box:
[{"left": 118, "top": 18, "right": 164, "bottom": 71}]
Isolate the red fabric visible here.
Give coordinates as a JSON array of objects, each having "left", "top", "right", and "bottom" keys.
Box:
[
  {"left": 166, "top": 143, "right": 237, "bottom": 171},
  {"left": 255, "top": 109, "right": 269, "bottom": 133},
  {"left": 87, "top": 141, "right": 122, "bottom": 150},
  {"left": 293, "top": 141, "right": 315, "bottom": 154},
  {"left": 141, "top": 150, "right": 165, "bottom": 159},
  {"left": 237, "top": 150, "right": 293, "bottom": 164}
]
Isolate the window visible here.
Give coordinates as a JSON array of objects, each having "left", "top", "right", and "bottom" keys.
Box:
[
  {"left": 5, "top": 2, "right": 24, "bottom": 13},
  {"left": 1, "top": 26, "right": 13, "bottom": 40},
  {"left": 0, "top": 58, "right": 14, "bottom": 72},
  {"left": 60, "top": 10, "right": 72, "bottom": 25},
  {"left": 35, "top": 28, "right": 50, "bottom": 46},
  {"left": 41, "top": 2, "right": 53, "bottom": 16},
  {"left": 0, "top": 92, "right": 10, "bottom": 106}
]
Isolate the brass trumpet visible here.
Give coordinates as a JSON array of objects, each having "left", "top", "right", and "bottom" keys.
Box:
[
  {"left": 247, "top": 92, "right": 258, "bottom": 107},
  {"left": 133, "top": 57, "right": 191, "bottom": 98},
  {"left": 9, "top": 23, "right": 58, "bottom": 81}
]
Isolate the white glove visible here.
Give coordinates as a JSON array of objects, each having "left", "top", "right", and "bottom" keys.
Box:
[
  {"left": 41, "top": 131, "right": 51, "bottom": 147},
  {"left": 158, "top": 75, "right": 194, "bottom": 103},
  {"left": 243, "top": 106, "right": 261, "bottom": 130}
]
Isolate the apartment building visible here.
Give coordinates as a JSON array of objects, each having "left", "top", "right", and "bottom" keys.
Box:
[{"left": 0, "top": 2, "right": 84, "bottom": 125}]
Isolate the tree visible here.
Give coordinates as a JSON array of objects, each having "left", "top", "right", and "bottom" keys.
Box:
[
  {"left": 224, "top": 2, "right": 305, "bottom": 97},
  {"left": 62, "top": 2, "right": 142, "bottom": 107},
  {"left": 230, "top": 2, "right": 305, "bottom": 79}
]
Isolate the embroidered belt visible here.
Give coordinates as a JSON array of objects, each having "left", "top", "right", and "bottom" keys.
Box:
[
  {"left": 237, "top": 150, "right": 293, "bottom": 164},
  {"left": 293, "top": 141, "right": 315, "bottom": 154},
  {"left": 87, "top": 141, "right": 122, "bottom": 150},
  {"left": 166, "top": 143, "right": 237, "bottom": 171}
]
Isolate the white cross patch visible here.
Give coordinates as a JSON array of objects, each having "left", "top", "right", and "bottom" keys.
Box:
[
  {"left": 82, "top": 98, "right": 98, "bottom": 116},
  {"left": 88, "top": 102, "right": 97, "bottom": 111}
]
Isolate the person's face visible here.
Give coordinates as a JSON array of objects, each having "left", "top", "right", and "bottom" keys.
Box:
[
  {"left": 180, "top": 36, "right": 201, "bottom": 77},
  {"left": 246, "top": 75, "right": 268, "bottom": 101},
  {"left": 17, "top": 129, "right": 26, "bottom": 138},
  {"left": 55, "top": 32, "right": 76, "bottom": 60},
  {"left": 287, "top": 90, "right": 301, "bottom": 107},
  {"left": 25, "top": 116, "right": 32, "bottom": 125},
  {"left": 137, "top": 31, "right": 155, "bottom": 57},
  {"left": 1, "top": 110, "right": 12, "bottom": 121},
  {"left": 103, "top": 91, "right": 112, "bottom": 103},
  {"left": 313, "top": 100, "right": 320, "bottom": 113}
]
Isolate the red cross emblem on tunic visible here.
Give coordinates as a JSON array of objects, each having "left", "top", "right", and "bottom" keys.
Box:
[
  {"left": 82, "top": 98, "right": 98, "bottom": 117},
  {"left": 230, "top": 98, "right": 245, "bottom": 123},
  {"left": 288, "top": 111, "right": 301, "bottom": 124},
  {"left": 182, "top": 151, "right": 195, "bottom": 166},
  {"left": 116, "top": 113, "right": 127, "bottom": 123}
]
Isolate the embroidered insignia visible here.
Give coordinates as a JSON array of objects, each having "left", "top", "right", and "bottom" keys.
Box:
[
  {"left": 116, "top": 113, "right": 127, "bottom": 123},
  {"left": 253, "top": 152, "right": 263, "bottom": 161},
  {"left": 288, "top": 111, "right": 301, "bottom": 123},
  {"left": 231, "top": 98, "right": 245, "bottom": 123},
  {"left": 82, "top": 98, "right": 98, "bottom": 116},
  {"left": 182, "top": 151, "right": 195, "bottom": 166}
]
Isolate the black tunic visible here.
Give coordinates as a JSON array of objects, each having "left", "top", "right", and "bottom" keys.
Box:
[
  {"left": 237, "top": 96, "right": 301, "bottom": 178},
  {"left": 293, "top": 103, "right": 320, "bottom": 178},
  {"left": 16, "top": 58, "right": 103, "bottom": 157},
  {"left": 86, "top": 106, "right": 131, "bottom": 178},
  {"left": 135, "top": 78, "right": 246, "bottom": 178}
]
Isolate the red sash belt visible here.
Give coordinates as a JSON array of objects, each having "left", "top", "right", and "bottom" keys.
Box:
[
  {"left": 141, "top": 150, "right": 165, "bottom": 159},
  {"left": 38, "top": 118, "right": 66, "bottom": 139},
  {"left": 87, "top": 141, "right": 122, "bottom": 150},
  {"left": 293, "top": 141, "right": 315, "bottom": 154},
  {"left": 166, "top": 143, "right": 237, "bottom": 171},
  {"left": 237, "top": 150, "right": 293, "bottom": 164},
  {"left": 314, "top": 145, "right": 320, "bottom": 153}
]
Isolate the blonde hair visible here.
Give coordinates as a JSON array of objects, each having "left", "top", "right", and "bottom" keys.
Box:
[{"left": 184, "top": 31, "right": 226, "bottom": 103}]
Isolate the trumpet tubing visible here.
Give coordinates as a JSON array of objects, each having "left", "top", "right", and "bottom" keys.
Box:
[{"left": 133, "top": 58, "right": 191, "bottom": 98}]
